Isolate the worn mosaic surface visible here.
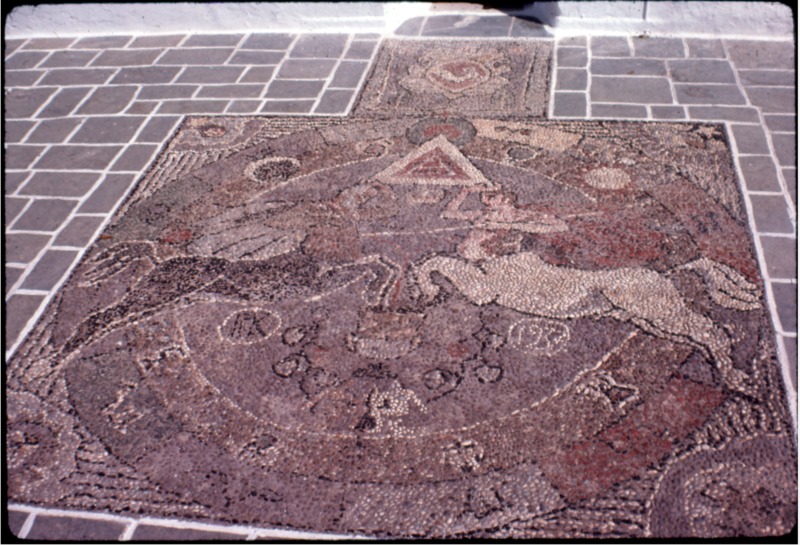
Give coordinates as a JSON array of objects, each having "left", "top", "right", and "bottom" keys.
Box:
[
  {"left": 7, "top": 115, "right": 796, "bottom": 538},
  {"left": 356, "top": 39, "right": 552, "bottom": 117}
]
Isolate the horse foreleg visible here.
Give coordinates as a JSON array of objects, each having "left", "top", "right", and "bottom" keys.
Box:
[{"left": 414, "top": 256, "right": 496, "bottom": 305}]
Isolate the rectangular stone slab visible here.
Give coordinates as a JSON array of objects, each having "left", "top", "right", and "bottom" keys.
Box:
[{"left": 355, "top": 39, "right": 552, "bottom": 117}]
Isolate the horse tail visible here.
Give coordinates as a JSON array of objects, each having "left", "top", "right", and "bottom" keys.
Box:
[{"left": 679, "top": 257, "right": 761, "bottom": 311}]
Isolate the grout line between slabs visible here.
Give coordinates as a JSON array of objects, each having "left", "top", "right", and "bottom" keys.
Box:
[{"left": 341, "top": 35, "right": 383, "bottom": 115}]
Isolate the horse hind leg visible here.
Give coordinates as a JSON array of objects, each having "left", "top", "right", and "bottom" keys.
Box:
[{"left": 628, "top": 311, "right": 753, "bottom": 395}]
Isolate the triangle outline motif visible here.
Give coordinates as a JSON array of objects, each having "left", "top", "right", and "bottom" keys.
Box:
[{"left": 374, "top": 135, "right": 490, "bottom": 187}]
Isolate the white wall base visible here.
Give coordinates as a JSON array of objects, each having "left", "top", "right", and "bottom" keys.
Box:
[{"left": 4, "top": 2, "right": 794, "bottom": 42}]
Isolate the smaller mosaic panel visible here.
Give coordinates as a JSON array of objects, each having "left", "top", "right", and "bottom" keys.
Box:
[{"left": 355, "top": 39, "right": 552, "bottom": 118}]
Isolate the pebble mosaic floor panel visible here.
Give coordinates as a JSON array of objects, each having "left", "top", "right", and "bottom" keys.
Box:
[
  {"left": 7, "top": 113, "right": 796, "bottom": 539},
  {"left": 355, "top": 39, "right": 552, "bottom": 117}
]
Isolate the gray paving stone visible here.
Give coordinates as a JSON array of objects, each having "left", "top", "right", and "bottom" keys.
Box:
[
  {"left": 726, "top": 40, "right": 794, "bottom": 69},
  {"left": 289, "top": 34, "right": 348, "bottom": 58},
  {"left": 5, "top": 39, "right": 26, "bottom": 55},
  {"left": 177, "top": 66, "right": 244, "bottom": 83},
  {"left": 508, "top": 18, "right": 551, "bottom": 38},
  {"left": 110, "top": 144, "right": 159, "bottom": 171},
  {"left": 91, "top": 48, "right": 161, "bottom": 66},
  {"left": 5, "top": 88, "right": 58, "bottom": 118},
  {"left": 227, "top": 100, "right": 262, "bottom": 113},
  {"left": 6, "top": 145, "right": 46, "bottom": 169},
  {"left": 633, "top": 37, "right": 685, "bottom": 58},
  {"left": 5, "top": 120, "right": 36, "bottom": 143},
  {"left": 73, "top": 35, "right": 132, "bottom": 49},
  {"left": 6, "top": 171, "right": 32, "bottom": 193},
  {"left": 261, "top": 100, "right": 315, "bottom": 113},
  {"left": 70, "top": 116, "right": 146, "bottom": 144},
  {"left": 422, "top": 15, "right": 513, "bottom": 37},
  {"left": 591, "top": 104, "right": 647, "bottom": 118},
  {"left": 782, "top": 336, "right": 797, "bottom": 390},
  {"left": 591, "top": 76, "right": 673, "bottom": 103},
  {"left": 158, "top": 48, "right": 234, "bottom": 65},
  {"left": 685, "top": 38, "right": 725, "bottom": 58},
  {"left": 77, "top": 86, "right": 137, "bottom": 114},
  {"left": 34, "top": 145, "right": 122, "bottom": 170},
  {"left": 4, "top": 197, "right": 29, "bottom": 228},
  {"left": 25, "top": 515, "right": 126, "bottom": 541},
  {"left": 687, "top": 106, "right": 760, "bottom": 122},
  {"left": 277, "top": 59, "right": 336, "bottom": 79},
  {"left": 354, "top": 33, "right": 381, "bottom": 40},
  {"left": 278, "top": 59, "right": 337, "bottom": 79},
  {"left": 764, "top": 114, "right": 796, "bottom": 132},
  {"left": 760, "top": 236, "right": 797, "bottom": 279},
  {"left": 591, "top": 58, "right": 666, "bottom": 76},
  {"left": 241, "top": 66, "right": 276, "bottom": 83},
  {"left": 731, "top": 124, "right": 770, "bottom": 155},
  {"left": 79, "top": 174, "right": 136, "bottom": 213},
  {"left": 590, "top": 36, "right": 631, "bottom": 57},
  {"left": 782, "top": 168, "right": 796, "bottom": 206},
  {"left": 228, "top": 50, "right": 285, "bottom": 65},
  {"left": 241, "top": 33, "right": 295, "bottom": 50},
  {"left": 330, "top": 61, "right": 368, "bottom": 88},
  {"left": 674, "top": 84, "right": 745, "bottom": 105},
  {"left": 183, "top": 34, "right": 244, "bottom": 47},
  {"left": 39, "top": 49, "right": 99, "bottom": 68},
  {"left": 11, "top": 198, "right": 76, "bottom": 231},
  {"left": 553, "top": 92, "right": 586, "bottom": 117},
  {"left": 737, "top": 69, "right": 794, "bottom": 87},
  {"left": 749, "top": 194, "right": 794, "bottom": 233},
  {"left": 137, "top": 84, "right": 198, "bottom": 99},
  {"left": 668, "top": 59, "right": 736, "bottom": 83},
  {"left": 136, "top": 116, "right": 181, "bottom": 142},
  {"left": 18, "top": 171, "right": 101, "bottom": 197},
  {"left": 197, "top": 84, "right": 264, "bottom": 98},
  {"left": 314, "top": 89, "right": 353, "bottom": 114},
  {"left": 5, "top": 267, "right": 23, "bottom": 296},
  {"left": 558, "top": 36, "right": 588, "bottom": 47},
  {"left": 111, "top": 66, "right": 181, "bottom": 84},
  {"left": 265, "top": 79, "right": 325, "bottom": 98},
  {"left": 25, "top": 118, "right": 82, "bottom": 144},
  {"left": 745, "top": 87, "right": 796, "bottom": 114},
  {"left": 157, "top": 100, "right": 230, "bottom": 114},
  {"left": 126, "top": 101, "right": 158, "bottom": 115},
  {"left": 36, "top": 87, "right": 92, "bottom": 118},
  {"left": 5, "top": 50, "right": 47, "bottom": 69},
  {"left": 129, "top": 34, "right": 186, "bottom": 48},
  {"left": 738, "top": 156, "right": 782, "bottom": 192},
  {"left": 40, "top": 68, "right": 115, "bottom": 86},
  {"left": 23, "top": 38, "right": 75, "bottom": 49},
  {"left": 555, "top": 68, "right": 588, "bottom": 91},
  {"left": 54, "top": 215, "right": 106, "bottom": 247},
  {"left": 771, "top": 133, "right": 796, "bottom": 167},
  {"left": 4, "top": 70, "right": 44, "bottom": 87},
  {"left": 5, "top": 294, "right": 45, "bottom": 347},
  {"left": 5, "top": 232, "right": 51, "bottom": 263},
  {"left": 132, "top": 524, "right": 244, "bottom": 541},
  {"left": 394, "top": 17, "right": 424, "bottom": 36},
  {"left": 771, "top": 282, "right": 797, "bottom": 333},
  {"left": 345, "top": 40, "right": 377, "bottom": 60},
  {"left": 557, "top": 47, "right": 588, "bottom": 67}
]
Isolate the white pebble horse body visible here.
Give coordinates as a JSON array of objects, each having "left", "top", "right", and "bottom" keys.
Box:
[{"left": 415, "top": 252, "right": 761, "bottom": 393}]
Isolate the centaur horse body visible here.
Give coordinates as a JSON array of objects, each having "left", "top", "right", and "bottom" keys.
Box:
[{"left": 415, "top": 252, "right": 761, "bottom": 393}]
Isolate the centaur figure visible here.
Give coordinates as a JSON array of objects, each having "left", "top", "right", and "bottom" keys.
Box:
[{"left": 416, "top": 186, "right": 762, "bottom": 394}]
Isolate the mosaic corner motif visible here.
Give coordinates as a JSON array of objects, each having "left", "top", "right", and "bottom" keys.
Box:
[
  {"left": 7, "top": 115, "right": 797, "bottom": 539},
  {"left": 354, "top": 39, "right": 553, "bottom": 118}
]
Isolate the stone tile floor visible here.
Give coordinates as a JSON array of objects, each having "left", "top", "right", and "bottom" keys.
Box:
[{"left": 4, "top": 14, "right": 797, "bottom": 540}]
